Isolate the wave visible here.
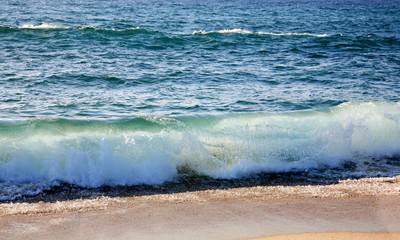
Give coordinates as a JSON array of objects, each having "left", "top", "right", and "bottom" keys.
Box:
[
  {"left": 5, "top": 24, "right": 398, "bottom": 46},
  {"left": 192, "top": 28, "right": 330, "bottom": 37},
  {"left": 17, "top": 23, "right": 70, "bottom": 29},
  {"left": 1, "top": 23, "right": 144, "bottom": 32},
  {"left": 3, "top": 24, "right": 329, "bottom": 37},
  {"left": 74, "top": 26, "right": 143, "bottom": 33},
  {"left": 1, "top": 102, "right": 399, "bottom": 200},
  {"left": 0, "top": 23, "right": 156, "bottom": 40},
  {"left": 3, "top": 24, "right": 399, "bottom": 44}
]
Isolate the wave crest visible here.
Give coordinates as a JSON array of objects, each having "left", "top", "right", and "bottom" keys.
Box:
[
  {"left": 14, "top": 23, "right": 144, "bottom": 32},
  {"left": 1, "top": 102, "right": 399, "bottom": 200},
  {"left": 5, "top": 25, "right": 330, "bottom": 38},
  {"left": 18, "top": 23, "right": 69, "bottom": 29},
  {"left": 192, "top": 28, "right": 329, "bottom": 37}
]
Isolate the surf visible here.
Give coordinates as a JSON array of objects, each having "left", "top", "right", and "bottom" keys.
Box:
[
  {"left": 192, "top": 29, "right": 330, "bottom": 37},
  {"left": 1, "top": 102, "right": 399, "bottom": 192}
]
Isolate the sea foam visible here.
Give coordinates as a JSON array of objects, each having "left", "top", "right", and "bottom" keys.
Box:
[
  {"left": 16, "top": 23, "right": 144, "bottom": 32},
  {"left": 18, "top": 23, "right": 69, "bottom": 29},
  {"left": 192, "top": 28, "right": 329, "bottom": 37},
  {"left": 0, "top": 102, "right": 399, "bottom": 200}
]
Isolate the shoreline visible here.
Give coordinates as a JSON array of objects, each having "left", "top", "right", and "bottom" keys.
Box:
[
  {"left": 2, "top": 170, "right": 399, "bottom": 204},
  {"left": 1, "top": 176, "right": 400, "bottom": 239},
  {"left": 1, "top": 176, "right": 399, "bottom": 216}
]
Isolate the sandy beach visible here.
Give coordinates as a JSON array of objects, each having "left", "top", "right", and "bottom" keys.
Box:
[
  {"left": 1, "top": 176, "right": 400, "bottom": 240},
  {"left": 253, "top": 232, "right": 400, "bottom": 240}
]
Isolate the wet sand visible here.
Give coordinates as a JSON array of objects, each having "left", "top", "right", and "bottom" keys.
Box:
[{"left": 1, "top": 176, "right": 400, "bottom": 240}]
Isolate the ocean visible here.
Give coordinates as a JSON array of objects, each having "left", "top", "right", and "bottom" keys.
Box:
[{"left": 1, "top": 0, "right": 400, "bottom": 201}]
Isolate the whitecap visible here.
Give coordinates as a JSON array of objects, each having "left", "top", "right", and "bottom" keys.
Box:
[
  {"left": 192, "top": 28, "right": 329, "bottom": 37},
  {"left": 18, "top": 23, "right": 69, "bottom": 29}
]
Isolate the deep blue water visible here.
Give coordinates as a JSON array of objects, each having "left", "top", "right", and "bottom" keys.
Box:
[{"left": 0, "top": 0, "right": 400, "bottom": 200}]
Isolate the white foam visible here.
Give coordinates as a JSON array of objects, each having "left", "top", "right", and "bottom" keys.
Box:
[
  {"left": 0, "top": 102, "right": 399, "bottom": 200},
  {"left": 0, "top": 134, "right": 177, "bottom": 188},
  {"left": 74, "top": 26, "right": 142, "bottom": 31},
  {"left": 192, "top": 28, "right": 329, "bottom": 37},
  {"left": 258, "top": 32, "right": 329, "bottom": 37},
  {"left": 18, "top": 23, "right": 69, "bottom": 29},
  {"left": 16, "top": 24, "right": 143, "bottom": 31}
]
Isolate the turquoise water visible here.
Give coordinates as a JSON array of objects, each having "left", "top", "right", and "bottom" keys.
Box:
[{"left": 1, "top": 0, "right": 400, "bottom": 200}]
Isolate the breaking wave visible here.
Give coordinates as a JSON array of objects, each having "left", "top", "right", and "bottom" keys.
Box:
[
  {"left": 3, "top": 24, "right": 329, "bottom": 37},
  {"left": 192, "top": 28, "right": 330, "bottom": 37},
  {"left": 1, "top": 102, "right": 400, "bottom": 200},
  {"left": 17, "top": 23, "right": 70, "bottom": 29}
]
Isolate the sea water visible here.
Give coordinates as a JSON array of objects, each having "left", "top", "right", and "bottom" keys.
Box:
[{"left": 1, "top": 0, "right": 400, "bottom": 201}]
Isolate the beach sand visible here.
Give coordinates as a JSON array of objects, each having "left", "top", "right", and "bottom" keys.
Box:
[
  {"left": 1, "top": 176, "right": 400, "bottom": 240},
  {"left": 252, "top": 232, "right": 400, "bottom": 240}
]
